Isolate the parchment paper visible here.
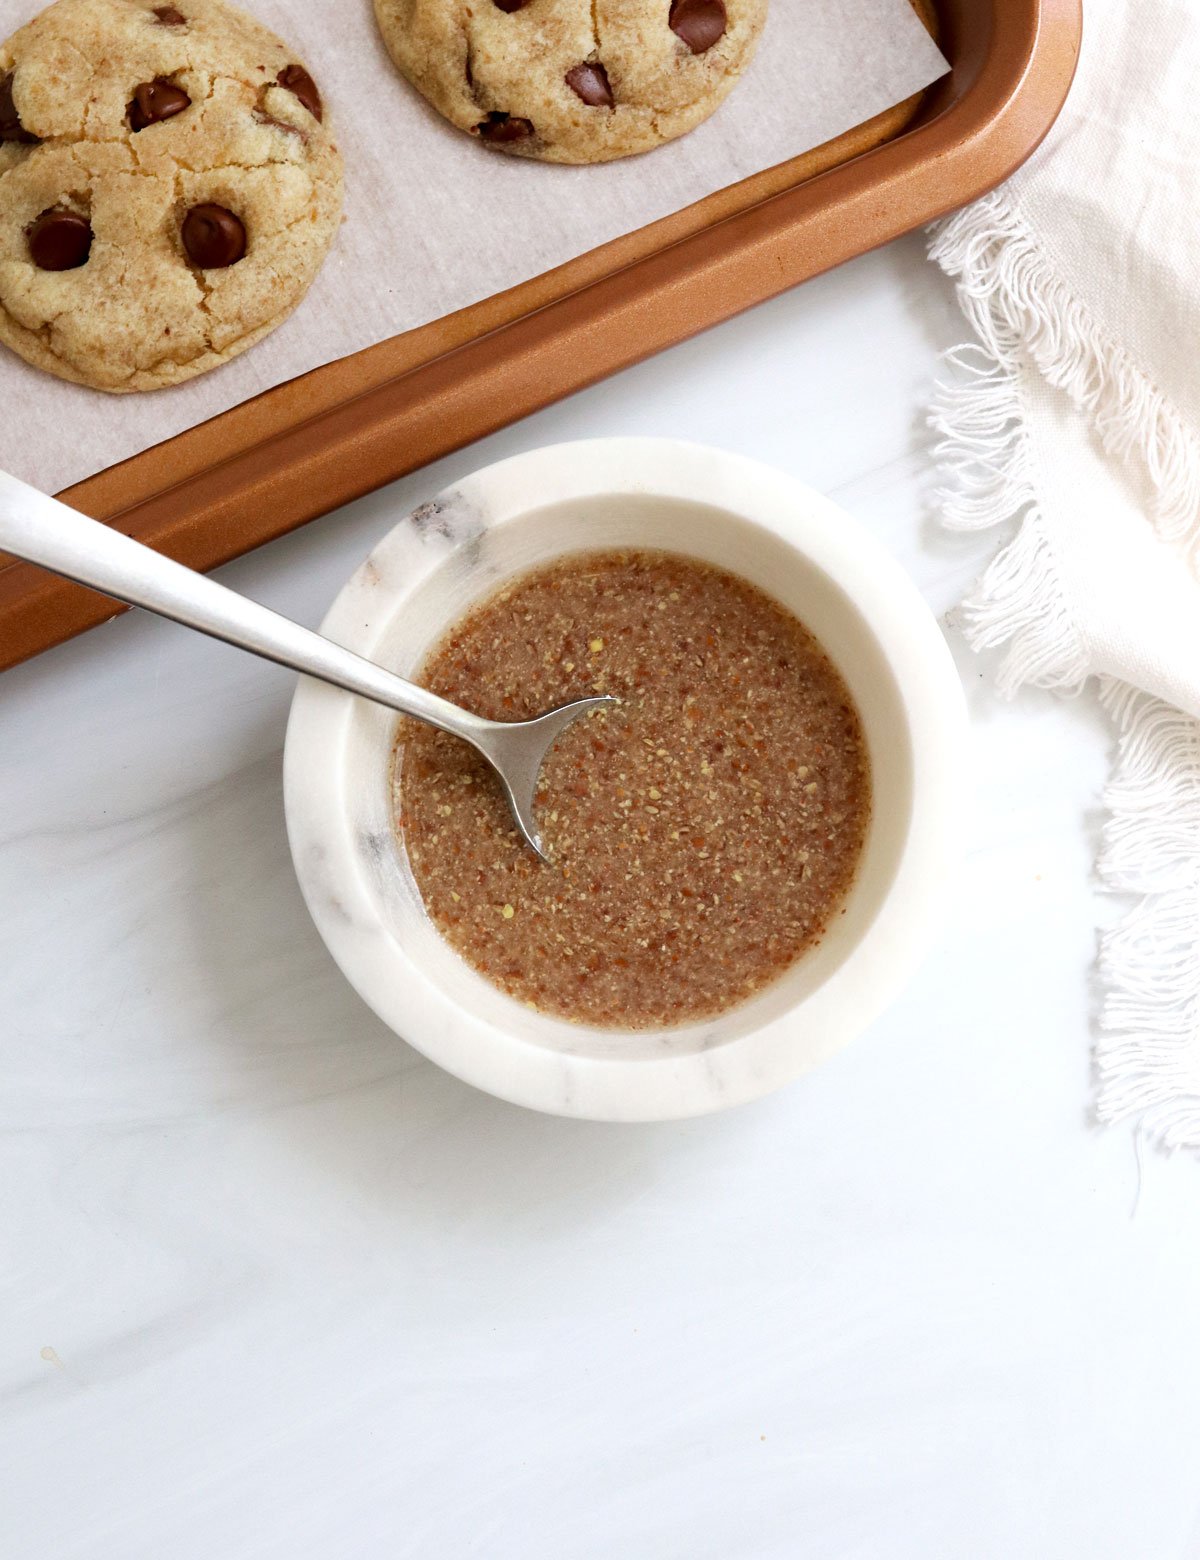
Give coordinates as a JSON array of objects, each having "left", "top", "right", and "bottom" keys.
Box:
[{"left": 0, "top": 0, "right": 946, "bottom": 492}]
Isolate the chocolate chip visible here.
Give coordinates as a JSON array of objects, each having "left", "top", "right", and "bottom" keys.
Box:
[
  {"left": 128, "top": 78, "right": 191, "bottom": 132},
  {"left": 277, "top": 64, "right": 322, "bottom": 122},
  {"left": 492, "top": 0, "right": 529, "bottom": 10},
  {"left": 152, "top": 6, "right": 186, "bottom": 23},
  {"left": 669, "top": 0, "right": 726, "bottom": 53},
  {"left": 565, "top": 62, "right": 614, "bottom": 108},
  {"left": 181, "top": 204, "right": 246, "bottom": 268},
  {"left": 476, "top": 111, "right": 534, "bottom": 144},
  {"left": 0, "top": 73, "right": 38, "bottom": 144},
  {"left": 27, "top": 208, "right": 92, "bottom": 271}
]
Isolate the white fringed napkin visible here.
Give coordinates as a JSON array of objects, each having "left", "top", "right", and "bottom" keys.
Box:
[{"left": 928, "top": 0, "right": 1200, "bottom": 1148}]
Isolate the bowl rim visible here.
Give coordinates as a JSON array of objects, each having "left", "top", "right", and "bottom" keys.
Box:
[{"left": 283, "top": 438, "right": 967, "bottom": 1121}]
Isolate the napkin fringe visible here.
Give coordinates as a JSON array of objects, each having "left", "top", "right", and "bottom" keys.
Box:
[
  {"left": 930, "top": 190, "right": 1200, "bottom": 557},
  {"left": 929, "top": 347, "right": 1089, "bottom": 697},
  {"left": 929, "top": 200, "right": 1200, "bottom": 1151},
  {"left": 1096, "top": 682, "right": 1200, "bottom": 1150}
]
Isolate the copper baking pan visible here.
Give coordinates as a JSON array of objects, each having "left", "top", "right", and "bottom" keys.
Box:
[{"left": 0, "top": 0, "right": 1080, "bottom": 673}]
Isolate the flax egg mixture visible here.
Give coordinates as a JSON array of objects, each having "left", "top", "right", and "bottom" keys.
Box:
[{"left": 392, "top": 549, "right": 871, "bottom": 1028}]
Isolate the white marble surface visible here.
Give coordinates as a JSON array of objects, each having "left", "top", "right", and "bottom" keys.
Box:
[{"left": 3, "top": 233, "right": 1200, "bottom": 1557}]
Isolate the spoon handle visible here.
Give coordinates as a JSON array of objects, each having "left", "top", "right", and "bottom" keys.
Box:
[{"left": 0, "top": 471, "right": 477, "bottom": 740}]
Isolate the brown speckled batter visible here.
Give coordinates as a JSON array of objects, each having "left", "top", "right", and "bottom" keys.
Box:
[{"left": 392, "top": 550, "right": 870, "bottom": 1028}]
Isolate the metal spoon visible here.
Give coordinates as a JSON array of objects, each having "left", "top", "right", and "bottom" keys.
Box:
[{"left": 0, "top": 471, "right": 610, "bottom": 858}]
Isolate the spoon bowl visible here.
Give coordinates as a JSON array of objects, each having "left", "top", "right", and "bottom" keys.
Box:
[{"left": 472, "top": 695, "right": 616, "bottom": 858}]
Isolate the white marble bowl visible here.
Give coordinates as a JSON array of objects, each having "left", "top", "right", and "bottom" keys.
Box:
[{"left": 284, "top": 439, "right": 966, "bottom": 1120}]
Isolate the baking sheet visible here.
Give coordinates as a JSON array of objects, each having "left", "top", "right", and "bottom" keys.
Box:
[{"left": 0, "top": 0, "right": 946, "bottom": 494}]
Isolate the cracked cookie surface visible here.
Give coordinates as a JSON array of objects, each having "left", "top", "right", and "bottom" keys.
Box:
[
  {"left": 374, "top": 0, "right": 766, "bottom": 164},
  {"left": 0, "top": 0, "right": 343, "bottom": 392}
]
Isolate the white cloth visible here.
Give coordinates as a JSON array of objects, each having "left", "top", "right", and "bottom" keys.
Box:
[{"left": 928, "top": 0, "right": 1200, "bottom": 1148}]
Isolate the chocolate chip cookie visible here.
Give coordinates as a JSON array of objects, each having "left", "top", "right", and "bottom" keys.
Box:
[
  {"left": 374, "top": 0, "right": 766, "bottom": 164},
  {"left": 0, "top": 0, "right": 343, "bottom": 392}
]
